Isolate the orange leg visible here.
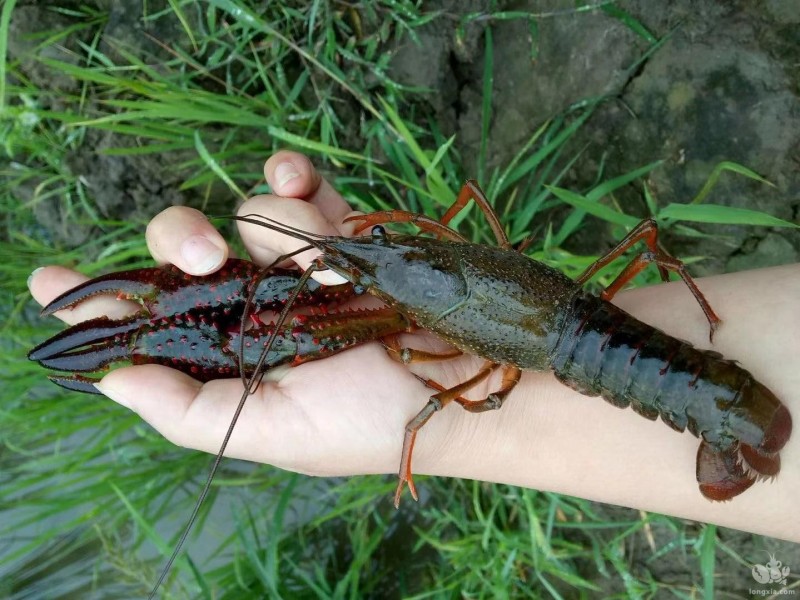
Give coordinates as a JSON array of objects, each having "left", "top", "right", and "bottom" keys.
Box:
[
  {"left": 441, "top": 180, "right": 510, "bottom": 248},
  {"left": 576, "top": 218, "right": 721, "bottom": 341},
  {"left": 346, "top": 211, "right": 469, "bottom": 242},
  {"left": 394, "top": 362, "right": 522, "bottom": 507},
  {"left": 345, "top": 180, "right": 510, "bottom": 247},
  {"left": 382, "top": 333, "right": 463, "bottom": 364}
]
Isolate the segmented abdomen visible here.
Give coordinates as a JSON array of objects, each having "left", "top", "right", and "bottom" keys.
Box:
[{"left": 549, "top": 294, "right": 786, "bottom": 454}]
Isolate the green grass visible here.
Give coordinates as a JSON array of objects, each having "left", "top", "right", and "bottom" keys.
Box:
[{"left": 1, "top": 2, "right": 796, "bottom": 599}]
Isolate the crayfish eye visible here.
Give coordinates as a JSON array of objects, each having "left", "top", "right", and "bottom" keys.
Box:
[{"left": 371, "top": 225, "right": 387, "bottom": 239}]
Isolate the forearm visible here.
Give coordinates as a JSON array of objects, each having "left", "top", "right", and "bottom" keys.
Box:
[{"left": 414, "top": 264, "right": 800, "bottom": 542}]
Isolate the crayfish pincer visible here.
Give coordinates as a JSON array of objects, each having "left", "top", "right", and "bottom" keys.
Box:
[{"left": 28, "top": 258, "right": 409, "bottom": 392}]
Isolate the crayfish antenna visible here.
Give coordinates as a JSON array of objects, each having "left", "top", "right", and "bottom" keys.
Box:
[
  {"left": 148, "top": 258, "right": 324, "bottom": 598},
  {"left": 237, "top": 244, "right": 317, "bottom": 391}
]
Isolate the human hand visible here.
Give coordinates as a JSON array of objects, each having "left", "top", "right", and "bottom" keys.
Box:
[
  {"left": 29, "top": 151, "right": 800, "bottom": 543},
  {"left": 27, "top": 151, "right": 488, "bottom": 480}
]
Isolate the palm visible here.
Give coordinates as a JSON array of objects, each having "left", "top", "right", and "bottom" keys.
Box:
[
  {"left": 125, "top": 321, "right": 483, "bottom": 477},
  {"left": 218, "top": 325, "right": 487, "bottom": 476}
]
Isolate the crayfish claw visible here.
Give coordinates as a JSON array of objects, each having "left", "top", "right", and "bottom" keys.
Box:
[
  {"left": 41, "top": 274, "right": 157, "bottom": 317},
  {"left": 35, "top": 343, "right": 129, "bottom": 373},
  {"left": 28, "top": 315, "right": 142, "bottom": 363},
  {"left": 29, "top": 259, "right": 403, "bottom": 396},
  {"left": 47, "top": 374, "right": 103, "bottom": 395}
]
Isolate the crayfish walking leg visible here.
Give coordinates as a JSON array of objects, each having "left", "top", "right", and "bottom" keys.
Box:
[
  {"left": 393, "top": 360, "right": 522, "bottom": 507},
  {"left": 574, "top": 218, "right": 721, "bottom": 341}
]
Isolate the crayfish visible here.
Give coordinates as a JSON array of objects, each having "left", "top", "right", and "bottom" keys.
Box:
[{"left": 29, "top": 179, "right": 793, "bottom": 592}]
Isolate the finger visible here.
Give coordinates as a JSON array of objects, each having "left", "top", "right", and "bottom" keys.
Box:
[
  {"left": 95, "top": 366, "right": 291, "bottom": 462},
  {"left": 265, "top": 151, "right": 353, "bottom": 227},
  {"left": 92, "top": 361, "right": 398, "bottom": 474},
  {"left": 28, "top": 265, "right": 139, "bottom": 324},
  {"left": 237, "top": 196, "right": 349, "bottom": 285},
  {"left": 95, "top": 365, "right": 226, "bottom": 451},
  {"left": 146, "top": 206, "right": 229, "bottom": 275}
]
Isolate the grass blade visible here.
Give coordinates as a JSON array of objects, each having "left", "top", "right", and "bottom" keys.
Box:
[
  {"left": 0, "top": 0, "right": 15, "bottom": 111},
  {"left": 478, "top": 25, "right": 493, "bottom": 184},
  {"left": 690, "top": 160, "right": 774, "bottom": 205},
  {"left": 658, "top": 203, "right": 798, "bottom": 228},
  {"left": 546, "top": 185, "right": 640, "bottom": 227},
  {"left": 193, "top": 131, "right": 247, "bottom": 201}
]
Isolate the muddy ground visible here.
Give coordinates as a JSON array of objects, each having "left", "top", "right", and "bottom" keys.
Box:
[
  {"left": 390, "top": 0, "right": 800, "bottom": 275},
  {"left": 8, "top": 0, "right": 800, "bottom": 596},
  {"left": 11, "top": 0, "right": 800, "bottom": 272}
]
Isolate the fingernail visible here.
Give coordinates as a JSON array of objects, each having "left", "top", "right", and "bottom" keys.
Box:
[
  {"left": 180, "top": 235, "right": 225, "bottom": 274},
  {"left": 312, "top": 270, "right": 350, "bottom": 286},
  {"left": 275, "top": 162, "right": 300, "bottom": 191},
  {"left": 95, "top": 380, "right": 132, "bottom": 409},
  {"left": 27, "top": 266, "right": 45, "bottom": 289}
]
